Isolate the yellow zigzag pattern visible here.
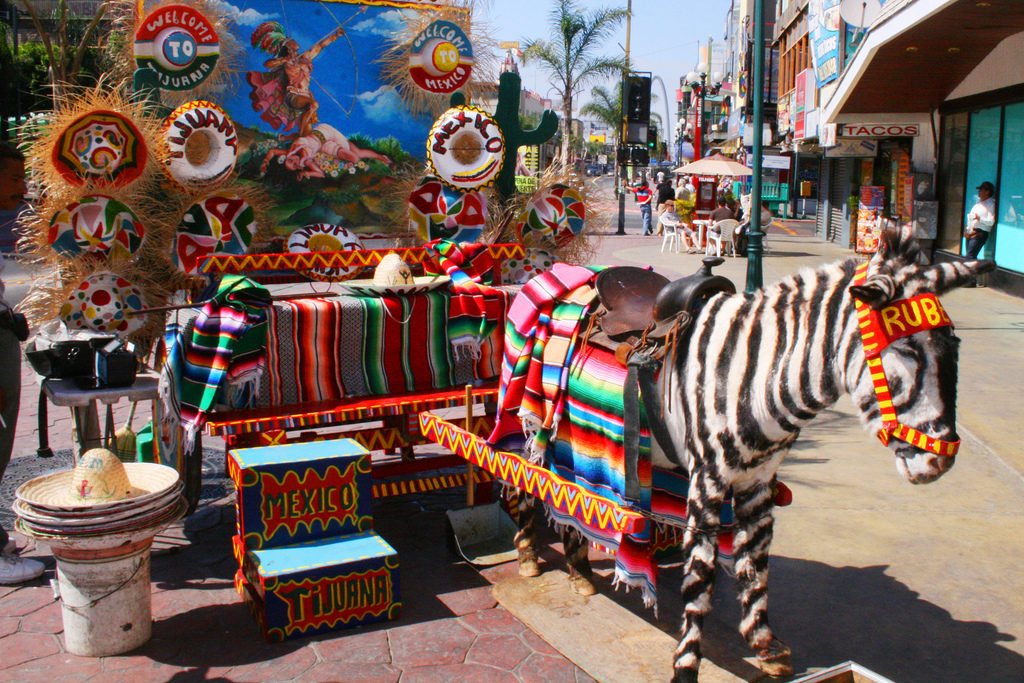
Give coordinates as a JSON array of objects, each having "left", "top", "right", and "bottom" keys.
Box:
[
  {"left": 200, "top": 244, "right": 526, "bottom": 274},
  {"left": 418, "top": 412, "right": 646, "bottom": 534}
]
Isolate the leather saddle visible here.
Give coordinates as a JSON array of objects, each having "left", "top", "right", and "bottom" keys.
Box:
[
  {"left": 586, "top": 259, "right": 736, "bottom": 503},
  {"left": 590, "top": 258, "right": 736, "bottom": 357}
]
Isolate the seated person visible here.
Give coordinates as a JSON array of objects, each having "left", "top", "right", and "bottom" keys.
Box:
[
  {"left": 734, "top": 201, "right": 773, "bottom": 256},
  {"left": 708, "top": 196, "right": 735, "bottom": 225},
  {"left": 658, "top": 202, "right": 697, "bottom": 251}
]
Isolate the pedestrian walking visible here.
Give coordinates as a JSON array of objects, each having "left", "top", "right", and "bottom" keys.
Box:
[
  {"left": 628, "top": 179, "right": 654, "bottom": 235},
  {"left": 0, "top": 142, "right": 44, "bottom": 584}
]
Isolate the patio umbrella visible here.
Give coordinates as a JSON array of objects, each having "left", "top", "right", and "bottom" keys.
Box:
[{"left": 672, "top": 153, "right": 752, "bottom": 176}]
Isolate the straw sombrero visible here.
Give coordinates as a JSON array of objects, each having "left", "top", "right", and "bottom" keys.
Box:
[{"left": 16, "top": 448, "right": 180, "bottom": 511}]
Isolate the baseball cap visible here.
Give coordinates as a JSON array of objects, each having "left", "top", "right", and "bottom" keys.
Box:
[{"left": 977, "top": 181, "right": 995, "bottom": 193}]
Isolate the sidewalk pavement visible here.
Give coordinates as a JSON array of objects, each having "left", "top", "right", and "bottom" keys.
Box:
[{"left": 1, "top": 227, "right": 1022, "bottom": 682}]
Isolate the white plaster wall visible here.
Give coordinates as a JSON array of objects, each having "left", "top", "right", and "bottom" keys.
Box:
[{"left": 946, "top": 31, "right": 1024, "bottom": 101}]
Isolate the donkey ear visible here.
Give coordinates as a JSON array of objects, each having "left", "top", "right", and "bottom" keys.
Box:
[
  {"left": 850, "top": 274, "right": 895, "bottom": 309},
  {"left": 876, "top": 223, "right": 920, "bottom": 265},
  {"left": 919, "top": 259, "right": 997, "bottom": 294}
]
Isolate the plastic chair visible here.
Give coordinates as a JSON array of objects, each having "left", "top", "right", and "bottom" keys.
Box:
[
  {"left": 705, "top": 219, "right": 738, "bottom": 257},
  {"left": 659, "top": 215, "right": 682, "bottom": 253},
  {"left": 714, "top": 219, "right": 740, "bottom": 256}
]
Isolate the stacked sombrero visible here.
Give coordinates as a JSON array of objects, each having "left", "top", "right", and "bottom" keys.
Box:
[{"left": 14, "top": 448, "right": 185, "bottom": 538}]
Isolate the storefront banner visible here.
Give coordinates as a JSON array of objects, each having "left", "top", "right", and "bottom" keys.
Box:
[
  {"left": 857, "top": 185, "right": 885, "bottom": 254},
  {"left": 825, "top": 138, "right": 878, "bottom": 157},
  {"left": 809, "top": 0, "right": 841, "bottom": 87},
  {"left": 777, "top": 92, "right": 791, "bottom": 135},
  {"left": 763, "top": 155, "right": 792, "bottom": 170},
  {"left": 794, "top": 69, "right": 816, "bottom": 140},
  {"left": 842, "top": 123, "right": 920, "bottom": 137}
]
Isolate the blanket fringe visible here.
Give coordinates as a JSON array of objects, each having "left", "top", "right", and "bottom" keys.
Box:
[
  {"left": 451, "top": 340, "right": 482, "bottom": 361},
  {"left": 612, "top": 568, "right": 658, "bottom": 614}
]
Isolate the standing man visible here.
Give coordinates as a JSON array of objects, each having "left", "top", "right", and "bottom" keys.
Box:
[
  {"left": 965, "top": 180, "right": 996, "bottom": 260},
  {"left": 0, "top": 143, "right": 44, "bottom": 584},
  {"left": 628, "top": 178, "right": 654, "bottom": 235}
]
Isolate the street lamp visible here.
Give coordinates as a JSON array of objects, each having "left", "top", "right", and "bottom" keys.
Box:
[{"left": 684, "top": 64, "right": 724, "bottom": 162}]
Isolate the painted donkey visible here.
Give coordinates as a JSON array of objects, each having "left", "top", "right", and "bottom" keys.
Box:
[{"left": 509, "top": 227, "right": 994, "bottom": 682}]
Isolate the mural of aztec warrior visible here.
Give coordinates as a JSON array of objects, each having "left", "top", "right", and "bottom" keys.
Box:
[
  {"left": 495, "top": 226, "right": 994, "bottom": 682},
  {"left": 247, "top": 20, "right": 391, "bottom": 175}
]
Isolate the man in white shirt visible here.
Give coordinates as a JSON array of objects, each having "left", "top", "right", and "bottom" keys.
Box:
[{"left": 965, "top": 181, "right": 996, "bottom": 260}]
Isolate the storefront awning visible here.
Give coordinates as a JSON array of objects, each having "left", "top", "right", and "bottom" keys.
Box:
[{"left": 822, "top": 0, "right": 1024, "bottom": 121}]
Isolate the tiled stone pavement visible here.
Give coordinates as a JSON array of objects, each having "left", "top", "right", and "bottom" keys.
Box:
[{"left": 0, "top": 380, "right": 600, "bottom": 683}]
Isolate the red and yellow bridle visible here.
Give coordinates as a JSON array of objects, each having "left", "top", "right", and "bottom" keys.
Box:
[{"left": 853, "top": 263, "right": 960, "bottom": 457}]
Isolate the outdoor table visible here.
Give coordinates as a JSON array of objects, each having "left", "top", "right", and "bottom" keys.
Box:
[
  {"left": 692, "top": 219, "right": 711, "bottom": 248},
  {"left": 42, "top": 374, "right": 160, "bottom": 457}
]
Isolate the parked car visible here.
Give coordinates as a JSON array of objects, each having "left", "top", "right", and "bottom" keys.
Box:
[{"left": 584, "top": 164, "right": 602, "bottom": 176}]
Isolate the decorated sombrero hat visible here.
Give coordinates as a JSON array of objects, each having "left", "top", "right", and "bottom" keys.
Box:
[{"left": 16, "top": 448, "right": 180, "bottom": 511}]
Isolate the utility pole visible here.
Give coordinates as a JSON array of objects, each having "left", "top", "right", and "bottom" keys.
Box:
[
  {"left": 745, "top": 0, "right": 766, "bottom": 292},
  {"left": 616, "top": 0, "right": 631, "bottom": 235}
]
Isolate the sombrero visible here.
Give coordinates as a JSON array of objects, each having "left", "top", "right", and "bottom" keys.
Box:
[
  {"left": 514, "top": 184, "right": 586, "bottom": 248},
  {"left": 16, "top": 448, "right": 180, "bottom": 511},
  {"left": 59, "top": 271, "right": 148, "bottom": 336}
]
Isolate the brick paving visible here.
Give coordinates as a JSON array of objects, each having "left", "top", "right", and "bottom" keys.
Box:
[{"left": 0, "top": 353, "right": 600, "bottom": 681}]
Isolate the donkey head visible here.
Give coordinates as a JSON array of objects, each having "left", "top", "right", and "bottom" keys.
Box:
[{"left": 847, "top": 226, "right": 995, "bottom": 484}]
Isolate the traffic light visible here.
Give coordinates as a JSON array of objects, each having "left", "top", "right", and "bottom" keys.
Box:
[
  {"left": 623, "top": 74, "right": 651, "bottom": 124},
  {"left": 630, "top": 146, "right": 649, "bottom": 166},
  {"left": 647, "top": 125, "right": 657, "bottom": 150}
]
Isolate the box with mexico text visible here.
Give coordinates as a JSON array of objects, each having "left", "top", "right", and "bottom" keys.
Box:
[
  {"left": 228, "top": 439, "right": 373, "bottom": 549},
  {"left": 237, "top": 531, "right": 401, "bottom": 642}
]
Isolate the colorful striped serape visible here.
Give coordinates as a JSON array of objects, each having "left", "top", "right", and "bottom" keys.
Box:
[
  {"left": 162, "top": 276, "right": 269, "bottom": 453},
  {"left": 488, "top": 263, "right": 603, "bottom": 461},
  {"left": 488, "top": 268, "right": 734, "bottom": 609},
  {"left": 424, "top": 239, "right": 509, "bottom": 364},
  {"left": 258, "top": 292, "right": 458, "bottom": 405}
]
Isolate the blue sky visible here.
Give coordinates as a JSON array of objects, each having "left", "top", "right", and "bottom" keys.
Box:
[{"left": 484, "top": 0, "right": 733, "bottom": 125}]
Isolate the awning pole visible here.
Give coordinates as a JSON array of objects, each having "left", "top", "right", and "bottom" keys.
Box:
[{"left": 745, "top": 0, "right": 766, "bottom": 293}]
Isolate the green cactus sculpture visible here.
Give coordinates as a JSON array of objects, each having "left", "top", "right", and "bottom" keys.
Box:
[{"left": 451, "top": 70, "right": 558, "bottom": 199}]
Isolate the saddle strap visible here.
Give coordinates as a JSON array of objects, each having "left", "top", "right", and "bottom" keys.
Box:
[
  {"left": 623, "top": 350, "right": 682, "bottom": 504},
  {"left": 623, "top": 360, "right": 643, "bottom": 504}
]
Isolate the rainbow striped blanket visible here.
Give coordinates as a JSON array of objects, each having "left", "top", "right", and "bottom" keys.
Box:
[{"left": 488, "top": 265, "right": 733, "bottom": 608}]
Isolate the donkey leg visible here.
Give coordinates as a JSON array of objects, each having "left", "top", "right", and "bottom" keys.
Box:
[
  {"left": 731, "top": 480, "right": 792, "bottom": 677},
  {"left": 561, "top": 525, "right": 596, "bottom": 596},
  {"left": 672, "top": 476, "right": 725, "bottom": 683},
  {"left": 510, "top": 490, "right": 540, "bottom": 577}
]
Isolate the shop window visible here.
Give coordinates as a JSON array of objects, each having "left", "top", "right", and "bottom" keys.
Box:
[
  {"left": 937, "top": 112, "right": 968, "bottom": 252},
  {"left": 996, "top": 102, "right": 1024, "bottom": 273},
  {"left": 964, "top": 106, "right": 1001, "bottom": 259}
]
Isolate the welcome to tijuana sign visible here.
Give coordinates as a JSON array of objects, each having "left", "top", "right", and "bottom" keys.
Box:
[{"left": 841, "top": 123, "right": 920, "bottom": 138}]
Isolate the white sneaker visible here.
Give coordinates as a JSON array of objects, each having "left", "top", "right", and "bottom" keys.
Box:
[{"left": 0, "top": 552, "right": 45, "bottom": 584}]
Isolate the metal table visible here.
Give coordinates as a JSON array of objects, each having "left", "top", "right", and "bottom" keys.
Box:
[{"left": 42, "top": 374, "right": 160, "bottom": 456}]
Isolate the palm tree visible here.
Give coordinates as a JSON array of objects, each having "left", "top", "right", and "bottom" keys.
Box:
[
  {"left": 579, "top": 83, "right": 622, "bottom": 147},
  {"left": 521, "top": 0, "right": 628, "bottom": 166}
]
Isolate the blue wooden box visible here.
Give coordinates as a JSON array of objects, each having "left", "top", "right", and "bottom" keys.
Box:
[
  {"left": 227, "top": 438, "right": 374, "bottom": 549},
  {"left": 236, "top": 531, "right": 401, "bottom": 642}
]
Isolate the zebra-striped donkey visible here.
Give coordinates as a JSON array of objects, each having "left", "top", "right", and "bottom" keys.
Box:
[{"left": 513, "top": 227, "right": 994, "bottom": 682}]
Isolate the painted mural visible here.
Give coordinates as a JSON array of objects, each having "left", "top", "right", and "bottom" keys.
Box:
[{"left": 204, "top": 0, "right": 439, "bottom": 233}]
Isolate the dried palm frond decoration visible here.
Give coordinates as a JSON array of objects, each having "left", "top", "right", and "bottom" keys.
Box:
[
  {"left": 483, "top": 165, "right": 599, "bottom": 266},
  {"left": 377, "top": 0, "right": 500, "bottom": 119},
  {"left": 105, "top": 0, "right": 243, "bottom": 108},
  {"left": 23, "top": 79, "right": 165, "bottom": 202}
]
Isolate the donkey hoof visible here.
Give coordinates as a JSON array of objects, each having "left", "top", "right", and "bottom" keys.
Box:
[
  {"left": 518, "top": 557, "right": 541, "bottom": 577},
  {"left": 756, "top": 639, "right": 793, "bottom": 677},
  {"left": 570, "top": 575, "right": 597, "bottom": 596}
]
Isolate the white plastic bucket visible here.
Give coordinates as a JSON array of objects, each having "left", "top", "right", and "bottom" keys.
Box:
[{"left": 54, "top": 542, "right": 153, "bottom": 656}]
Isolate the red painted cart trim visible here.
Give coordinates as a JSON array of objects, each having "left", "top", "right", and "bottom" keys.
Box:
[
  {"left": 205, "top": 383, "right": 500, "bottom": 437},
  {"left": 198, "top": 244, "right": 526, "bottom": 274}
]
